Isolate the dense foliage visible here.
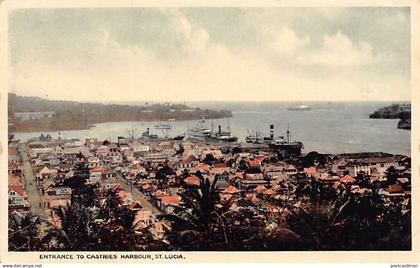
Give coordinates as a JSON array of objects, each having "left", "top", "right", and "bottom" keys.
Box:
[{"left": 9, "top": 164, "right": 411, "bottom": 251}]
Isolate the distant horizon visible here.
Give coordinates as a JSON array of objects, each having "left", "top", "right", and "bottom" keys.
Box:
[{"left": 8, "top": 91, "right": 411, "bottom": 105}]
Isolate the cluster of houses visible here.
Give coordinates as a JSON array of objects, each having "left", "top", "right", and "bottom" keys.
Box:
[
  {"left": 8, "top": 134, "right": 411, "bottom": 241},
  {"left": 14, "top": 111, "right": 56, "bottom": 121},
  {"left": 125, "top": 142, "right": 411, "bottom": 223},
  {"left": 28, "top": 139, "right": 86, "bottom": 215},
  {"left": 8, "top": 140, "right": 31, "bottom": 214}
]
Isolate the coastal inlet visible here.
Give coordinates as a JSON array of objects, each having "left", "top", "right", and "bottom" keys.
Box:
[{"left": 12, "top": 101, "right": 410, "bottom": 156}]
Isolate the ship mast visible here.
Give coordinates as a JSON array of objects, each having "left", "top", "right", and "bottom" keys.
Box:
[
  {"left": 256, "top": 127, "right": 260, "bottom": 141},
  {"left": 127, "top": 127, "right": 137, "bottom": 142}
]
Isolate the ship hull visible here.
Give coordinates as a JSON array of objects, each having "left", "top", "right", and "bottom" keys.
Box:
[
  {"left": 268, "top": 142, "right": 303, "bottom": 156},
  {"left": 287, "top": 107, "right": 311, "bottom": 111}
]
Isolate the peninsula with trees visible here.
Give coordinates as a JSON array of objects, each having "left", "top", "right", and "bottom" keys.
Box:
[
  {"left": 369, "top": 104, "right": 411, "bottom": 130},
  {"left": 8, "top": 93, "right": 232, "bottom": 133}
]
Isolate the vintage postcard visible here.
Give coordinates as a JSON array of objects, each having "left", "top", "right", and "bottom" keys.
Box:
[{"left": 0, "top": 0, "right": 419, "bottom": 264}]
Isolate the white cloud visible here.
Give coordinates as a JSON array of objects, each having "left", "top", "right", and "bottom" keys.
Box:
[
  {"left": 165, "top": 9, "right": 210, "bottom": 54},
  {"left": 11, "top": 32, "right": 409, "bottom": 102},
  {"left": 180, "top": 17, "right": 209, "bottom": 52},
  {"left": 297, "top": 31, "right": 389, "bottom": 66},
  {"left": 270, "top": 27, "right": 310, "bottom": 56},
  {"left": 10, "top": 10, "right": 409, "bottom": 102}
]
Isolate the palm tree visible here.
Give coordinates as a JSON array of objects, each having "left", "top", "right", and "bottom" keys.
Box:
[
  {"left": 328, "top": 190, "right": 410, "bottom": 250},
  {"left": 94, "top": 188, "right": 168, "bottom": 251},
  {"left": 385, "top": 166, "right": 399, "bottom": 186},
  {"left": 53, "top": 202, "right": 97, "bottom": 250},
  {"left": 8, "top": 212, "right": 44, "bottom": 251},
  {"left": 162, "top": 171, "right": 220, "bottom": 250}
]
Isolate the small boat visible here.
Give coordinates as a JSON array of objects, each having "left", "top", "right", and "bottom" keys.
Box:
[
  {"left": 155, "top": 123, "right": 172, "bottom": 129},
  {"left": 245, "top": 129, "right": 263, "bottom": 144},
  {"left": 173, "top": 135, "right": 185, "bottom": 140},
  {"left": 287, "top": 102, "right": 311, "bottom": 111}
]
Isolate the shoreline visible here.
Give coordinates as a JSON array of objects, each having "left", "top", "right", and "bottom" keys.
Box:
[
  {"left": 8, "top": 116, "right": 232, "bottom": 133},
  {"left": 10, "top": 134, "right": 410, "bottom": 158}
]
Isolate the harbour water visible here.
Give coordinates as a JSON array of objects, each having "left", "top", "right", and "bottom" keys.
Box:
[{"left": 13, "top": 101, "right": 410, "bottom": 156}]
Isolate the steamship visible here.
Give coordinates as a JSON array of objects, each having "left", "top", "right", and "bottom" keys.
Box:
[
  {"left": 287, "top": 102, "right": 311, "bottom": 111},
  {"left": 187, "top": 120, "right": 238, "bottom": 142},
  {"left": 246, "top": 124, "right": 303, "bottom": 156}
]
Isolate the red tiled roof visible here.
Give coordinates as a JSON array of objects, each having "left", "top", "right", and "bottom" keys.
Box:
[
  {"left": 161, "top": 195, "right": 180, "bottom": 206},
  {"left": 8, "top": 147, "right": 19, "bottom": 156},
  {"left": 8, "top": 164, "right": 19, "bottom": 170},
  {"left": 213, "top": 162, "right": 227, "bottom": 168},
  {"left": 228, "top": 172, "right": 244, "bottom": 181},
  {"left": 263, "top": 189, "right": 275, "bottom": 195},
  {"left": 184, "top": 176, "right": 200, "bottom": 186},
  {"left": 102, "top": 169, "right": 113, "bottom": 175},
  {"left": 8, "top": 175, "right": 23, "bottom": 185},
  {"left": 223, "top": 185, "right": 240, "bottom": 194},
  {"left": 246, "top": 193, "right": 259, "bottom": 203},
  {"left": 248, "top": 159, "right": 261, "bottom": 167},
  {"left": 340, "top": 175, "right": 355, "bottom": 183},
  {"left": 138, "top": 179, "right": 153, "bottom": 185},
  {"left": 388, "top": 184, "right": 404, "bottom": 193},
  {"left": 319, "top": 175, "right": 340, "bottom": 181},
  {"left": 8, "top": 185, "right": 24, "bottom": 196},
  {"left": 154, "top": 190, "right": 165, "bottom": 197},
  {"left": 304, "top": 167, "right": 317, "bottom": 174},
  {"left": 254, "top": 185, "right": 267, "bottom": 193},
  {"left": 117, "top": 190, "right": 127, "bottom": 199},
  {"left": 196, "top": 163, "right": 210, "bottom": 171},
  {"left": 90, "top": 166, "right": 106, "bottom": 173},
  {"left": 210, "top": 167, "right": 229, "bottom": 174}
]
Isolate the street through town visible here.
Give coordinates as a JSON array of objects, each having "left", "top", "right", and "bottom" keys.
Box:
[
  {"left": 112, "top": 170, "right": 162, "bottom": 215},
  {"left": 19, "top": 144, "right": 48, "bottom": 220}
]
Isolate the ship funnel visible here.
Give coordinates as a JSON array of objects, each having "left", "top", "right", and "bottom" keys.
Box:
[{"left": 270, "top": 124, "right": 274, "bottom": 140}]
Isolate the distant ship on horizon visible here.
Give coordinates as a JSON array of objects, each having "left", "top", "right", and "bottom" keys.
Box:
[{"left": 287, "top": 102, "right": 311, "bottom": 111}]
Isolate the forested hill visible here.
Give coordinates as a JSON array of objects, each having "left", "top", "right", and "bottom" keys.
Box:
[{"left": 8, "top": 93, "right": 232, "bottom": 132}]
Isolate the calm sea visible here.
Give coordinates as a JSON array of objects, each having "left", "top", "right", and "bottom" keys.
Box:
[{"left": 12, "top": 102, "right": 410, "bottom": 156}]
